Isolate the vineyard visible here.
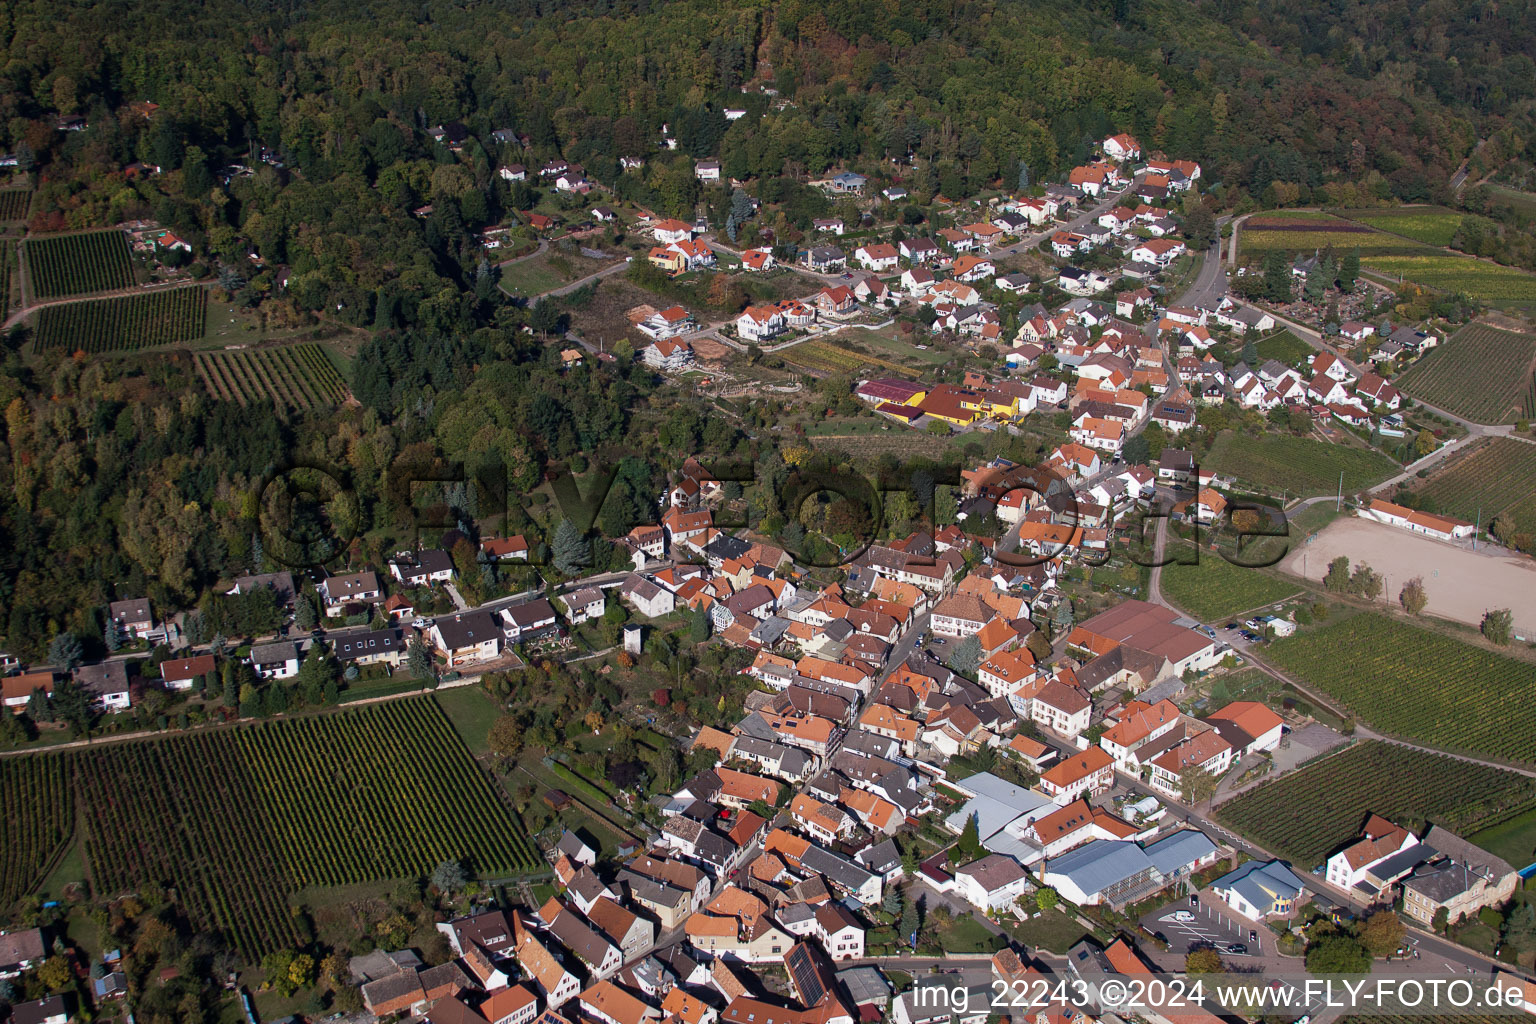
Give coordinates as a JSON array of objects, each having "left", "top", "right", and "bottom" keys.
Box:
[
  {"left": 236, "top": 697, "right": 542, "bottom": 887},
  {"left": 34, "top": 287, "right": 208, "bottom": 352},
  {"left": 1217, "top": 741, "right": 1536, "bottom": 868},
  {"left": 0, "top": 189, "right": 29, "bottom": 222},
  {"left": 0, "top": 754, "right": 74, "bottom": 910},
  {"left": 1363, "top": 252, "right": 1536, "bottom": 307},
  {"left": 1203, "top": 431, "right": 1398, "bottom": 494},
  {"left": 1338, "top": 207, "right": 1465, "bottom": 247},
  {"left": 1237, "top": 213, "right": 1418, "bottom": 257},
  {"left": 23, "top": 229, "right": 135, "bottom": 298},
  {"left": 1416, "top": 437, "right": 1536, "bottom": 536},
  {"left": 1394, "top": 323, "right": 1536, "bottom": 423},
  {"left": 1158, "top": 543, "right": 1300, "bottom": 622},
  {"left": 777, "top": 339, "right": 914, "bottom": 377},
  {"left": 1267, "top": 614, "right": 1536, "bottom": 764},
  {"left": 0, "top": 241, "right": 15, "bottom": 322},
  {"left": 196, "top": 344, "right": 349, "bottom": 409},
  {"left": 78, "top": 734, "right": 303, "bottom": 958}
]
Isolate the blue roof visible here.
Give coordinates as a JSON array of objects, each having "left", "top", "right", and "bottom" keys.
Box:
[
  {"left": 1212, "top": 859, "right": 1305, "bottom": 910},
  {"left": 833, "top": 172, "right": 866, "bottom": 184},
  {"left": 1145, "top": 829, "right": 1218, "bottom": 874},
  {"left": 1045, "top": 840, "right": 1150, "bottom": 894}
]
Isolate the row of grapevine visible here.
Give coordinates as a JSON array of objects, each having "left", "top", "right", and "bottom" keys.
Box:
[
  {"left": 0, "top": 189, "right": 31, "bottom": 221},
  {"left": 194, "top": 344, "right": 349, "bottom": 409},
  {"left": 1218, "top": 741, "right": 1536, "bottom": 868},
  {"left": 1395, "top": 324, "right": 1536, "bottom": 424},
  {"left": 236, "top": 697, "right": 541, "bottom": 888},
  {"left": 24, "top": 229, "right": 135, "bottom": 298},
  {"left": 0, "top": 754, "right": 74, "bottom": 908},
  {"left": 76, "top": 736, "right": 301, "bottom": 958},
  {"left": 34, "top": 286, "right": 207, "bottom": 352}
]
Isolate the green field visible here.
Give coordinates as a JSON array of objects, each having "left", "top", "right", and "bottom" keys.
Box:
[
  {"left": 1339, "top": 206, "right": 1465, "bottom": 247},
  {"left": 498, "top": 255, "right": 570, "bottom": 296},
  {"left": 1203, "top": 432, "right": 1399, "bottom": 495},
  {"left": 1159, "top": 543, "right": 1302, "bottom": 622},
  {"left": 1415, "top": 437, "right": 1536, "bottom": 536},
  {"left": 1468, "top": 806, "right": 1536, "bottom": 872},
  {"left": 1267, "top": 613, "right": 1536, "bottom": 763},
  {"left": 1394, "top": 323, "right": 1536, "bottom": 423},
  {"left": 836, "top": 325, "right": 952, "bottom": 367},
  {"left": 1364, "top": 252, "right": 1536, "bottom": 307},
  {"left": 435, "top": 686, "right": 503, "bottom": 755},
  {"left": 1486, "top": 184, "right": 1536, "bottom": 218},
  {"left": 1253, "top": 329, "right": 1314, "bottom": 366},
  {"left": 1217, "top": 740, "right": 1536, "bottom": 869},
  {"left": 1238, "top": 213, "right": 1420, "bottom": 257},
  {"left": 23, "top": 228, "right": 136, "bottom": 298}
]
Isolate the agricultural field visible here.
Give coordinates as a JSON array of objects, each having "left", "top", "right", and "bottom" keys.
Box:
[
  {"left": 77, "top": 733, "right": 303, "bottom": 958},
  {"left": 196, "top": 343, "right": 350, "bottom": 410},
  {"left": 1217, "top": 740, "right": 1536, "bottom": 869},
  {"left": 1415, "top": 437, "right": 1536, "bottom": 536},
  {"left": 777, "top": 338, "right": 915, "bottom": 377},
  {"left": 1203, "top": 431, "right": 1399, "bottom": 495},
  {"left": 833, "top": 325, "right": 952, "bottom": 367},
  {"left": 236, "top": 697, "right": 542, "bottom": 888},
  {"left": 23, "top": 228, "right": 136, "bottom": 298},
  {"left": 1486, "top": 184, "right": 1536, "bottom": 218},
  {"left": 0, "top": 188, "right": 29, "bottom": 222},
  {"left": 0, "top": 754, "right": 74, "bottom": 910},
  {"left": 1237, "top": 213, "right": 1419, "bottom": 257},
  {"left": 1158, "top": 543, "right": 1301, "bottom": 623},
  {"left": 1338, "top": 206, "right": 1465, "bottom": 246},
  {"left": 1253, "top": 329, "right": 1314, "bottom": 366},
  {"left": 1266, "top": 613, "right": 1536, "bottom": 764},
  {"left": 1394, "top": 323, "right": 1536, "bottom": 423},
  {"left": 1363, "top": 252, "right": 1536, "bottom": 307},
  {"left": 34, "top": 286, "right": 208, "bottom": 352},
  {"left": 0, "top": 240, "right": 15, "bottom": 322}
]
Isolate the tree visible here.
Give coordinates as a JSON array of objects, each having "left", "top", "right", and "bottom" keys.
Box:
[
  {"left": 431, "top": 859, "right": 468, "bottom": 894},
  {"left": 104, "top": 619, "right": 121, "bottom": 652},
  {"left": 1399, "top": 576, "right": 1427, "bottom": 615},
  {"left": 1414, "top": 429, "right": 1437, "bottom": 457},
  {"left": 1035, "top": 887, "right": 1059, "bottom": 912},
  {"left": 1263, "top": 251, "right": 1292, "bottom": 304},
  {"left": 1323, "top": 556, "right": 1351, "bottom": 592},
  {"left": 489, "top": 715, "right": 524, "bottom": 763},
  {"left": 37, "top": 954, "right": 72, "bottom": 992},
  {"left": 51, "top": 678, "right": 94, "bottom": 734},
  {"left": 1305, "top": 934, "right": 1371, "bottom": 973},
  {"left": 1349, "top": 563, "right": 1383, "bottom": 600},
  {"left": 689, "top": 605, "right": 712, "bottom": 643},
  {"left": 1340, "top": 249, "right": 1360, "bottom": 291},
  {"left": 1432, "top": 907, "right": 1449, "bottom": 933},
  {"left": 1178, "top": 764, "right": 1218, "bottom": 805},
  {"left": 297, "top": 643, "right": 338, "bottom": 698},
  {"left": 1357, "top": 909, "right": 1405, "bottom": 958},
  {"left": 552, "top": 518, "right": 590, "bottom": 576},
  {"left": 408, "top": 638, "right": 436, "bottom": 681},
  {"left": 883, "top": 885, "right": 902, "bottom": 916},
  {"left": 48, "top": 633, "right": 83, "bottom": 671},
  {"left": 957, "top": 813, "right": 982, "bottom": 860},
  {"left": 27, "top": 687, "right": 51, "bottom": 721},
  {"left": 294, "top": 594, "right": 318, "bottom": 630},
  {"left": 1185, "top": 947, "right": 1223, "bottom": 974},
  {"left": 1241, "top": 337, "right": 1258, "bottom": 365},
  {"left": 1481, "top": 608, "right": 1513, "bottom": 645},
  {"left": 948, "top": 633, "right": 981, "bottom": 675},
  {"left": 899, "top": 893, "right": 918, "bottom": 946},
  {"left": 1502, "top": 901, "right": 1536, "bottom": 953}
]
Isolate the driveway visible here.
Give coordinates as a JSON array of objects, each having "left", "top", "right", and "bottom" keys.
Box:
[{"left": 1141, "top": 892, "right": 1259, "bottom": 957}]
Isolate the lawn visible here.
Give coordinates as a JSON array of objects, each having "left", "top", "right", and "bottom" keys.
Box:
[
  {"left": 1469, "top": 806, "right": 1536, "bottom": 872},
  {"left": 1159, "top": 543, "right": 1302, "bottom": 622},
  {"left": 933, "top": 912, "right": 1003, "bottom": 953},
  {"left": 1338, "top": 206, "right": 1465, "bottom": 247},
  {"left": 436, "top": 685, "right": 503, "bottom": 755},
  {"left": 1005, "top": 908, "right": 1091, "bottom": 953},
  {"left": 499, "top": 255, "right": 574, "bottom": 297},
  {"left": 1203, "top": 431, "right": 1399, "bottom": 495},
  {"left": 1216, "top": 740, "right": 1536, "bottom": 869},
  {"left": 1266, "top": 612, "right": 1536, "bottom": 764},
  {"left": 1253, "top": 329, "right": 1314, "bottom": 366},
  {"left": 1363, "top": 252, "right": 1536, "bottom": 308}
]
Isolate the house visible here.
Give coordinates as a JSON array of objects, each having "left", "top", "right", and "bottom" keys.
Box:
[
  {"left": 499, "top": 165, "right": 527, "bottom": 181},
  {"left": 482, "top": 536, "right": 531, "bottom": 561},
  {"left": 390, "top": 549, "right": 455, "bottom": 586},
  {"left": 2, "top": 671, "right": 54, "bottom": 714},
  {"left": 1211, "top": 861, "right": 1306, "bottom": 920},
  {"left": 1031, "top": 680, "right": 1093, "bottom": 739},
  {"left": 159, "top": 654, "right": 217, "bottom": 691},
  {"left": 899, "top": 238, "right": 941, "bottom": 263},
  {"left": 805, "top": 246, "right": 847, "bottom": 272},
  {"left": 1130, "top": 238, "right": 1185, "bottom": 266},
  {"left": 1193, "top": 488, "right": 1227, "bottom": 525},
  {"left": 642, "top": 338, "right": 695, "bottom": 371},
  {"left": 1363, "top": 499, "right": 1476, "bottom": 541},
  {"left": 11, "top": 998, "right": 68, "bottom": 1024},
  {"left": 75, "top": 661, "right": 131, "bottom": 712},
  {"left": 513, "top": 912, "right": 582, "bottom": 1007},
  {"left": 503, "top": 598, "right": 560, "bottom": 643},
  {"left": 250, "top": 641, "right": 300, "bottom": 680},
  {"left": 1400, "top": 827, "right": 1519, "bottom": 927},
  {"left": 652, "top": 219, "right": 693, "bottom": 244},
  {"left": 1038, "top": 747, "right": 1114, "bottom": 805},
  {"left": 695, "top": 159, "right": 722, "bottom": 181},
  {"left": 560, "top": 588, "right": 605, "bottom": 625},
  {"left": 229, "top": 571, "right": 297, "bottom": 606},
  {"left": 739, "top": 249, "right": 775, "bottom": 272},
  {"left": 621, "top": 574, "right": 675, "bottom": 618},
  {"left": 829, "top": 172, "right": 867, "bottom": 194},
  {"left": 1354, "top": 372, "right": 1401, "bottom": 409},
  {"left": 1204, "top": 701, "right": 1285, "bottom": 755},
  {"left": 737, "top": 305, "right": 786, "bottom": 342},
  {"left": 542, "top": 898, "right": 623, "bottom": 978},
  {"left": 0, "top": 928, "right": 46, "bottom": 978},
  {"left": 813, "top": 218, "right": 846, "bottom": 236},
  {"left": 952, "top": 254, "right": 995, "bottom": 283},
  {"left": 108, "top": 598, "right": 154, "bottom": 638},
  {"left": 1146, "top": 729, "right": 1233, "bottom": 799},
  {"left": 482, "top": 987, "right": 539, "bottom": 1024},
  {"left": 854, "top": 243, "right": 900, "bottom": 272},
  {"left": 431, "top": 611, "right": 502, "bottom": 667},
  {"left": 1101, "top": 133, "right": 1141, "bottom": 161},
  {"left": 815, "top": 286, "right": 858, "bottom": 315},
  {"left": 852, "top": 275, "right": 889, "bottom": 304},
  {"left": 1157, "top": 448, "right": 1195, "bottom": 484},
  {"left": 668, "top": 238, "right": 717, "bottom": 271},
  {"left": 953, "top": 854, "right": 1033, "bottom": 912},
  {"left": 319, "top": 571, "right": 383, "bottom": 616},
  {"left": 635, "top": 305, "right": 695, "bottom": 340},
  {"left": 901, "top": 267, "right": 936, "bottom": 297}
]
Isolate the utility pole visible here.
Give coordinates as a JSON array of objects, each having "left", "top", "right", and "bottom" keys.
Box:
[
  {"left": 1474, "top": 507, "right": 1481, "bottom": 551},
  {"left": 1336, "top": 471, "right": 1343, "bottom": 511}
]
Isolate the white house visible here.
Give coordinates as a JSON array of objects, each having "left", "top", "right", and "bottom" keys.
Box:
[
  {"left": 250, "top": 641, "right": 300, "bottom": 680},
  {"left": 560, "top": 587, "right": 606, "bottom": 625},
  {"left": 431, "top": 611, "right": 502, "bottom": 667},
  {"left": 641, "top": 339, "right": 695, "bottom": 371},
  {"left": 854, "top": 243, "right": 900, "bottom": 273},
  {"left": 736, "top": 305, "right": 785, "bottom": 342},
  {"left": 953, "top": 855, "right": 1033, "bottom": 912},
  {"left": 1325, "top": 814, "right": 1419, "bottom": 891}
]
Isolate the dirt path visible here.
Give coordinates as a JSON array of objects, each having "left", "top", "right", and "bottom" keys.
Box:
[{"left": 2, "top": 278, "right": 195, "bottom": 331}]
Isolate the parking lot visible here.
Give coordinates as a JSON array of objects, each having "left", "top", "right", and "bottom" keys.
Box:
[{"left": 1139, "top": 892, "right": 1262, "bottom": 958}]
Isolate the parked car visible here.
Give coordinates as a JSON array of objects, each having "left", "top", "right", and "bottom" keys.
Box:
[
  {"left": 1171, "top": 910, "right": 1195, "bottom": 923},
  {"left": 1189, "top": 893, "right": 1199, "bottom": 907},
  {"left": 1227, "top": 943, "right": 1247, "bottom": 955},
  {"left": 1250, "top": 930, "right": 1259, "bottom": 944}
]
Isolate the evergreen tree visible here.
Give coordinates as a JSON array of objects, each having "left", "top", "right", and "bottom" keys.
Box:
[
  {"left": 1263, "top": 251, "right": 1292, "bottom": 303},
  {"left": 103, "top": 620, "right": 121, "bottom": 653},
  {"left": 210, "top": 632, "right": 227, "bottom": 657},
  {"left": 27, "top": 688, "right": 51, "bottom": 721},
  {"left": 552, "top": 518, "right": 590, "bottom": 575},
  {"left": 408, "top": 638, "right": 436, "bottom": 681},
  {"left": 949, "top": 633, "right": 981, "bottom": 675},
  {"left": 294, "top": 595, "right": 317, "bottom": 630},
  {"left": 48, "top": 633, "right": 84, "bottom": 671},
  {"left": 689, "top": 605, "right": 712, "bottom": 643},
  {"left": 251, "top": 532, "right": 265, "bottom": 572},
  {"left": 899, "top": 895, "right": 918, "bottom": 946},
  {"left": 1241, "top": 337, "right": 1258, "bottom": 364},
  {"left": 184, "top": 610, "right": 207, "bottom": 646},
  {"left": 1340, "top": 248, "right": 1360, "bottom": 291}
]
